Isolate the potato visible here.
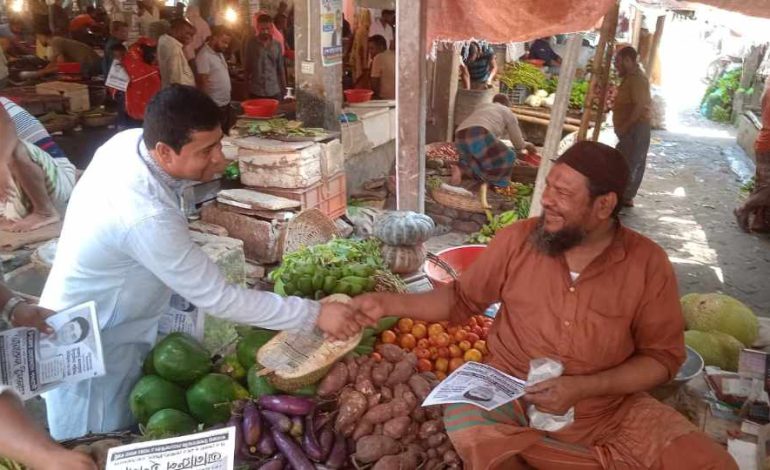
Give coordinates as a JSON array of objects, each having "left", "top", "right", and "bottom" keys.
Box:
[
  {"left": 379, "top": 344, "right": 405, "bottom": 363},
  {"left": 386, "top": 359, "right": 415, "bottom": 386},
  {"left": 444, "top": 450, "right": 461, "bottom": 465},
  {"left": 383, "top": 416, "right": 411, "bottom": 440},
  {"left": 336, "top": 390, "right": 368, "bottom": 434},
  {"left": 380, "top": 386, "right": 393, "bottom": 402},
  {"left": 363, "top": 402, "right": 394, "bottom": 424},
  {"left": 318, "top": 362, "right": 349, "bottom": 397},
  {"left": 408, "top": 375, "right": 432, "bottom": 401},
  {"left": 372, "top": 361, "right": 394, "bottom": 386},
  {"left": 345, "top": 356, "right": 359, "bottom": 382},
  {"left": 355, "top": 435, "right": 401, "bottom": 463},
  {"left": 419, "top": 420, "right": 443, "bottom": 440},
  {"left": 401, "top": 422, "right": 420, "bottom": 445},
  {"left": 353, "top": 419, "right": 375, "bottom": 440},
  {"left": 426, "top": 432, "right": 447, "bottom": 448}
]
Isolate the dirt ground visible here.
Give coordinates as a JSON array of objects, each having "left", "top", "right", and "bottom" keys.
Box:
[{"left": 428, "top": 107, "right": 770, "bottom": 317}]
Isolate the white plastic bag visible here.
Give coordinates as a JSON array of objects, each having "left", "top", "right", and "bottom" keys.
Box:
[{"left": 526, "top": 358, "right": 575, "bottom": 432}]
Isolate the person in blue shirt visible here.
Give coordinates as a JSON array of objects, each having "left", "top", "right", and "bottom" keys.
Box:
[
  {"left": 528, "top": 37, "right": 562, "bottom": 67},
  {"left": 460, "top": 41, "right": 498, "bottom": 90}
]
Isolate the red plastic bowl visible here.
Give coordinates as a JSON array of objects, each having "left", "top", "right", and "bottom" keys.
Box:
[
  {"left": 344, "top": 89, "right": 373, "bottom": 103},
  {"left": 57, "top": 62, "right": 81, "bottom": 74},
  {"left": 242, "top": 99, "right": 279, "bottom": 117},
  {"left": 424, "top": 245, "right": 487, "bottom": 287},
  {"left": 525, "top": 59, "right": 546, "bottom": 67}
]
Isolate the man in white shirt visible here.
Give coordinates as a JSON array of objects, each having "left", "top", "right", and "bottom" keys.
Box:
[
  {"left": 158, "top": 18, "right": 196, "bottom": 88},
  {"left": 368, "top": 9, "right": 394, "bottom": 49},
  {"left": 40, "top": 85, "right": 360, "bottom": 440},
  {"left": 195, "top": 26, "right": 233, "bottom": 133}
]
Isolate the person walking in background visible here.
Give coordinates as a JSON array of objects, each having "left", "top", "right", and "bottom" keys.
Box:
[
  {"left": 368, "top": 35, "right": 395, "bottom": 100},
  {"left": 196, "top": 27, "right": 233, "bottom": 133},
  {"left": 158, "top": 18, "right": 195, "bottom": 88},
  {"left": 613, "top": 46, "right": 652, "bottom": 207},
  {"left": 244, "top": 14, "right": 285, "bottom": 101},
  {"left": 103, "top": 20, "right": 129, "bottom": 76},
  {"left": 735, "top": 75, "right": 770, "bottom": 233}
]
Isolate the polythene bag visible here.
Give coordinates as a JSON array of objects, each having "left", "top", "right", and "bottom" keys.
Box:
[{"left": 526, "top": 357, "right": 575, "bottom": 432}]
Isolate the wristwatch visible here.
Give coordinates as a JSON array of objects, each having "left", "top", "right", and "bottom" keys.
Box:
[{"left": 1, "top": 296, "right": 25, "bottom": 328}]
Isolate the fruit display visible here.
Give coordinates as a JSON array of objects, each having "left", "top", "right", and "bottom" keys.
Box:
[
  {"left": 377, "top": 315, "right": 492, "bottom": 381},
  {"left": 270, "top": 238, "right": 385, "bottom": 298},
  {"left": 316, "top": 345, "right": 461, "bottom": 469}
]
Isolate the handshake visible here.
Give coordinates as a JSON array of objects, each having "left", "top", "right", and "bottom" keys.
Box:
[{"left": 315, "top": 293, "right": 390, "bottom": 341}]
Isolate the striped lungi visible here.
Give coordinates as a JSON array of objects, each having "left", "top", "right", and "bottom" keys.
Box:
[{"left": 455, "top": 126, "right": 517, "bottom": 187}]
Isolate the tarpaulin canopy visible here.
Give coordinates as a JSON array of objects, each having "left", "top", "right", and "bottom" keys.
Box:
[
  {"left": 426, "top": 0, "right": 616, "bottom": 45},
  {"left": 686, "top": 0, "right": 770, "bottom": 19}
]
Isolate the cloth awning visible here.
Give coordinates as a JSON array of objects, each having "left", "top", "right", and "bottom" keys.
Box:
[
  {"left": 426, "top": 0, "right": 616, "bottom": 45},
  {"left": 688, "top": 0, "right": 770, "bottom": 19}
]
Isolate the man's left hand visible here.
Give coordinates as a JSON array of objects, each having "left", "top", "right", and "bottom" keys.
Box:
[
  {"left": 11, "top": 303, "right": 55, "bottom": 334},
  {"left": 316, "top": 302, "right": 360, "bottom": 341},
  {"left": 525, "top": 376, "right": 586, "bottom": 415}
]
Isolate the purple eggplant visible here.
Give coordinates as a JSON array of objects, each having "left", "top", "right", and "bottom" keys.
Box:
[
  {"left": 319, "top": 426, "right": 334, "bottom": 462},
  {"left": 314, "top": 411, "right": 333, "bottom": 433},
  {"left": 261, "top": 410, "right": 292, "bottom": 433},
  {"left": 257, "top": 454, "right": 286, "bottom": 470},
  {"left": 271, "top": 428, "right": 315, "bottom": 470},
  {"left": 290, "top": 416, "right": 304, "bottom": 438},
  {"left": 301, "top": 413, "right": 323, "bottom": 462},
  {"left": 255, "top": 428, "right": 277, "bottom": 456},
  {"left": 243, "top": 402, "right": 262, "bottom": 446},
  {"left": 324, "top": 432, "right": 347, "bottom": 469},
  {"left": 258, "top": 395, "right": 315, "bottom": 416},
  {"left": 227, "top": 415, "right": 245, "bottom": 461}
]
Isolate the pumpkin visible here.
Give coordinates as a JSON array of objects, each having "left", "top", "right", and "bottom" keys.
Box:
[
  {"left": 381, "top": 244, "right": 427, "bottom": 274},
  {"left": 374, "top": 212, "right": 435, "bottom": 246}
]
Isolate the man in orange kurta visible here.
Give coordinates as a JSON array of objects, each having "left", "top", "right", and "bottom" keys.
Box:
[{"left": 353, "top": 141, "right": 737, "bottom": 469}]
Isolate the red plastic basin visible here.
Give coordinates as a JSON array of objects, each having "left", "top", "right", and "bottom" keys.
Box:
[
  {"left": 344, "top": 89, "right": 373, "bottom": 103},
  {"left": 57, "top": 62, "right": 81, "bottom": 74},
  {"left": 242, "top": 98, "right": 279, "bottom": 117},
  {"left": 424, "top": 245, "right": 487, "bottom": 287},
  {"left": 525, "top": 59, "right": 546, "bottom": 67}
]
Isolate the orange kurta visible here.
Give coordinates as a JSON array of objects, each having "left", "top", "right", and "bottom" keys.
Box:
[{"left": 445, "top": 218, "right": 733, "bottom": 469}]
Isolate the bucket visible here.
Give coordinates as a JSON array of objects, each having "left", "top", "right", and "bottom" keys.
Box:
[
  {"left": 424, "top": 245, "right": 486, "bottom": 287},
  {"left": 453, "top": 88, "right": 496, "bottom": 130}
]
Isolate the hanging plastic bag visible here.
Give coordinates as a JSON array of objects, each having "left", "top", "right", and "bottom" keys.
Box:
[{"left": 526, "top": 357, "right": 575, "bottom": 432}]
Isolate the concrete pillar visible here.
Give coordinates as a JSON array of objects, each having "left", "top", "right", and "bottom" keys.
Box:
[
  {"left": 426, "top": 42, "right": 460, "bottom": 144},
  {"left": 294, "top": 0, "right": 343, "bottom": 131},
  {"left": 395, "top": 0, "right": 427, "bottom": 212}
]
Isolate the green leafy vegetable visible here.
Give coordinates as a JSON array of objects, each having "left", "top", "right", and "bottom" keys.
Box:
[{"left": 499, "top": 62, "right": 547, "bottom": 92}]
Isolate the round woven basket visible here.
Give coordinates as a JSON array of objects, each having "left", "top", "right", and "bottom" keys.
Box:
[
  {"left": 280, "top": 208, "right": 339, "bottom": 255},
  {"left": 83, "top": 112, "right": 117, "bottom": 128},
  {"left": 41, "top": 113, "right": 80, "bottom": 134},
  {"left": 429, "top": 185, "right": 486, "bottom": 214}
]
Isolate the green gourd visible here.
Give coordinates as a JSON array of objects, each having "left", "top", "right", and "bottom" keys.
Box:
[{"left": 374, "top": 211, "right": 435, "bottom": 246}]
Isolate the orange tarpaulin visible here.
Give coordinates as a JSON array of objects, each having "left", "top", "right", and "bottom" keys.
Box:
[
  {"left": 690, "top": 0, "right": 770, "bottom": 19},
  {"left": 426, "top": 0, "right": 616, "bottom": 45}
]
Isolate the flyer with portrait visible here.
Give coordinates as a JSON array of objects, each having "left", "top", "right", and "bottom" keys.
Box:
[{"left": 0, "top": 301, "right": 105, "bottom": 400}]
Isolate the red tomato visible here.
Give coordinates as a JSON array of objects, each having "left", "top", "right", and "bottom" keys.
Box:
[
  {"left": 437, "top": 347, "right": 450, "bottom": 359},
  {"left": 415, "top": 347, "right": 431, "bottom": 360},
  {"left": 399, "top": 334, "right": 417, "bottom": 350},
  {"left": 466, "top": 333, "right": 480, "bottom": 344},
  {"left": 417, "top": 359, "right": 433, "bottom": 372},
  {"left": 417, "top": 338, "right": 430, "bottom": 349}
]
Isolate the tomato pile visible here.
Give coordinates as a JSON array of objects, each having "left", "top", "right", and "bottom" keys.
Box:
[{"left": 376, "top": 315, "right": 493, "bottom": 380}]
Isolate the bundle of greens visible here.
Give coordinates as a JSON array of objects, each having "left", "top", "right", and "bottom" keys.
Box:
[
  {"left": 499, "top": 62, "right": 547, "bottom": 92},
  {"left": 467, "top": 211, "right": 518, "bottom": 244},
  {"left": 269, "top": 238, "right": 385, "bottom": 299},
  {"left": 248, "top": 118, "right": 327, "bottom": 138}
]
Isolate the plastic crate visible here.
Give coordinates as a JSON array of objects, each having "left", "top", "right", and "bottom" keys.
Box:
[
  {"left": 257, "top": 171, "right": 347, "bottom": 220},
  {"left": 500, "top": 83, "right": 529, "bottom": 106}
]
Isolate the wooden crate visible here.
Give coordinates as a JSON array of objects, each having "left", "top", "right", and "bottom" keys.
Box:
[
  {"left": 35, "top": 81, "right": 90, "bottom": 113},
  {"left": 257, "top": 171, "right": 348, "bottom": 220}
]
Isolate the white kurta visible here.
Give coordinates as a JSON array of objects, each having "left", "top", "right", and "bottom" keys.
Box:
[{"left": 40, "top": 129, "right": 320, "bottom": 439}]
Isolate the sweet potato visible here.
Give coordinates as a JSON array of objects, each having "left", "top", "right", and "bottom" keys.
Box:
[
  {"left": 345, "top": 356, "right": 359, "bottom": 382},
  {"left": 392, "top": 399, "right": 412, "bottom": 417},
  {"left": 403, "top": 352, "right": 418, "bottom": 367},
  {"left": 379, "top": 344, "right": 405, "bottom": 363},
  {"left": 367, "top": 392, "right": 382, "bottom": 409},
  {"left": 374, "top": 423, "right": 384, "bottom": 435},
  {"left": 393, "top": 383, "right": 411, "bottom": 400},
  {"left": 436, "top": 440, "right": 453, "bottom": 455},
  {"left": 386, "top": 359, "right": 415, "bottom": 386},
  {"left": 426, "top": 432, "right": 447, "bottom": 449},
  {"left": 363, "top": 402, "right": 394, "bottom": 424},
  {"left": 411, "top": 405, "right": 426, "bottom": 423},
  {"left": 424, "top": 457, "right": 443, "bottom": 470},
  {"left": 444, "top": 450, "right": 461, "bottom": 465},
  {"left": 425, "top": 405, "right": 443, "bottom": 420},
  {"left": 380, "top": 386, "right": 393, "bottom": 402},
  {"left": 372, "top": 361, "right": 394, "bottom": 386},
  {"left": 383, "top": 416, "right": 412, "bottom": 440},
  {"left": 401, "top": 422, "right": 420, "bottom": 445},
  {"left": 426, "top": 448, "right": 438, "bottom": 459},
  {"left": 418, "top": 420, "right": 442, "bottom": 440},
  {"left": 355, "top": 435, "right": 400, "bottom": 463},
  {"left": 318, "top": 362, "right": 349, "bottom": 397},
  {"left": 352, "top": 420, "right": 374, "bottom": 440},
  {"left": 335, "top": 390, "right": 368, "bottom": 434},
  {"left": 403, "top": 443, "right": 424, "bottom": 468},
  {"left": 355, "top": 361, "right": 376, "bottom": 395},
  {"left": 372, "top": 449, "right": 421, "bottom": 470},
  {"left": 408, "top": 375, "right": 432, "bottom": 401},
  {"left": 419, "top": 372, "right": 440, "bottom": 388},
  {"left": 402, "top": 390, "right": 418, "bottom": 410}
]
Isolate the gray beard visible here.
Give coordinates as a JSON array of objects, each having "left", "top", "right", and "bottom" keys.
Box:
[{"left": 530, "top": 216, "right": 586, "bottom": 256}]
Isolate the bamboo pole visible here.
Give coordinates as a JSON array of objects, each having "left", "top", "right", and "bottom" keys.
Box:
[
  {"left": 511, "top": 106, "right": 587, "bottom": 126},
  {"left": 577, "top": 3, "right": 618, "bottom": 141},
  {"left": 591, "top": 2, "right": 621, "bottom": 142},
  {"left": 529, "top": 34, "right": 584, "bottom": 217},
  {"left": 512, "top": 113, "right": 580, "bottom": 133}
]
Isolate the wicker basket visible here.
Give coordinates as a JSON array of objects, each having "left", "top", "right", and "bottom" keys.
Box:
[
  {"left": 429, "top": 185, "right": 486, "bottom": 214},
  {"left": 40, "top": 113, "right": 79, "bottom": 133},
  {"left": 82, "top": 112, "right": 117, "bottom": 128},
  {"left": 279, "top": 208, "right": 339, "bottom": 255}
]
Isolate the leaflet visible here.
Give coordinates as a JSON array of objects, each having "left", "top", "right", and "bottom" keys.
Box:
[
  {"left": 0, "top": 301, "right": 105, "bottom": 400},
  {"left": 422, "top": 361, "right": 526, "bottom": 411}
]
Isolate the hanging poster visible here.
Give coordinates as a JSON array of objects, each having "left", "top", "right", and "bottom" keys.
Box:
[{"left": 320, "top": 0, "right": 343, "bottom": 66}]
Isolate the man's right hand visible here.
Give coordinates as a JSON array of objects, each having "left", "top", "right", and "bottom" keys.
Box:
[
  {"left": 349, "top": 293, "right": 389, "bottom": 328},
  {"left": 33, "top": 448, "right": 98, "bottom": 470},
  {"left": 316, "top": 302, "right": 361, "bottom": 341}
]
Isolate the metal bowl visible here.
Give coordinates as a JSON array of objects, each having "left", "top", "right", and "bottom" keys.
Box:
[{"left": 651, "top": 345, "right": 704, "bottom": 401}]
